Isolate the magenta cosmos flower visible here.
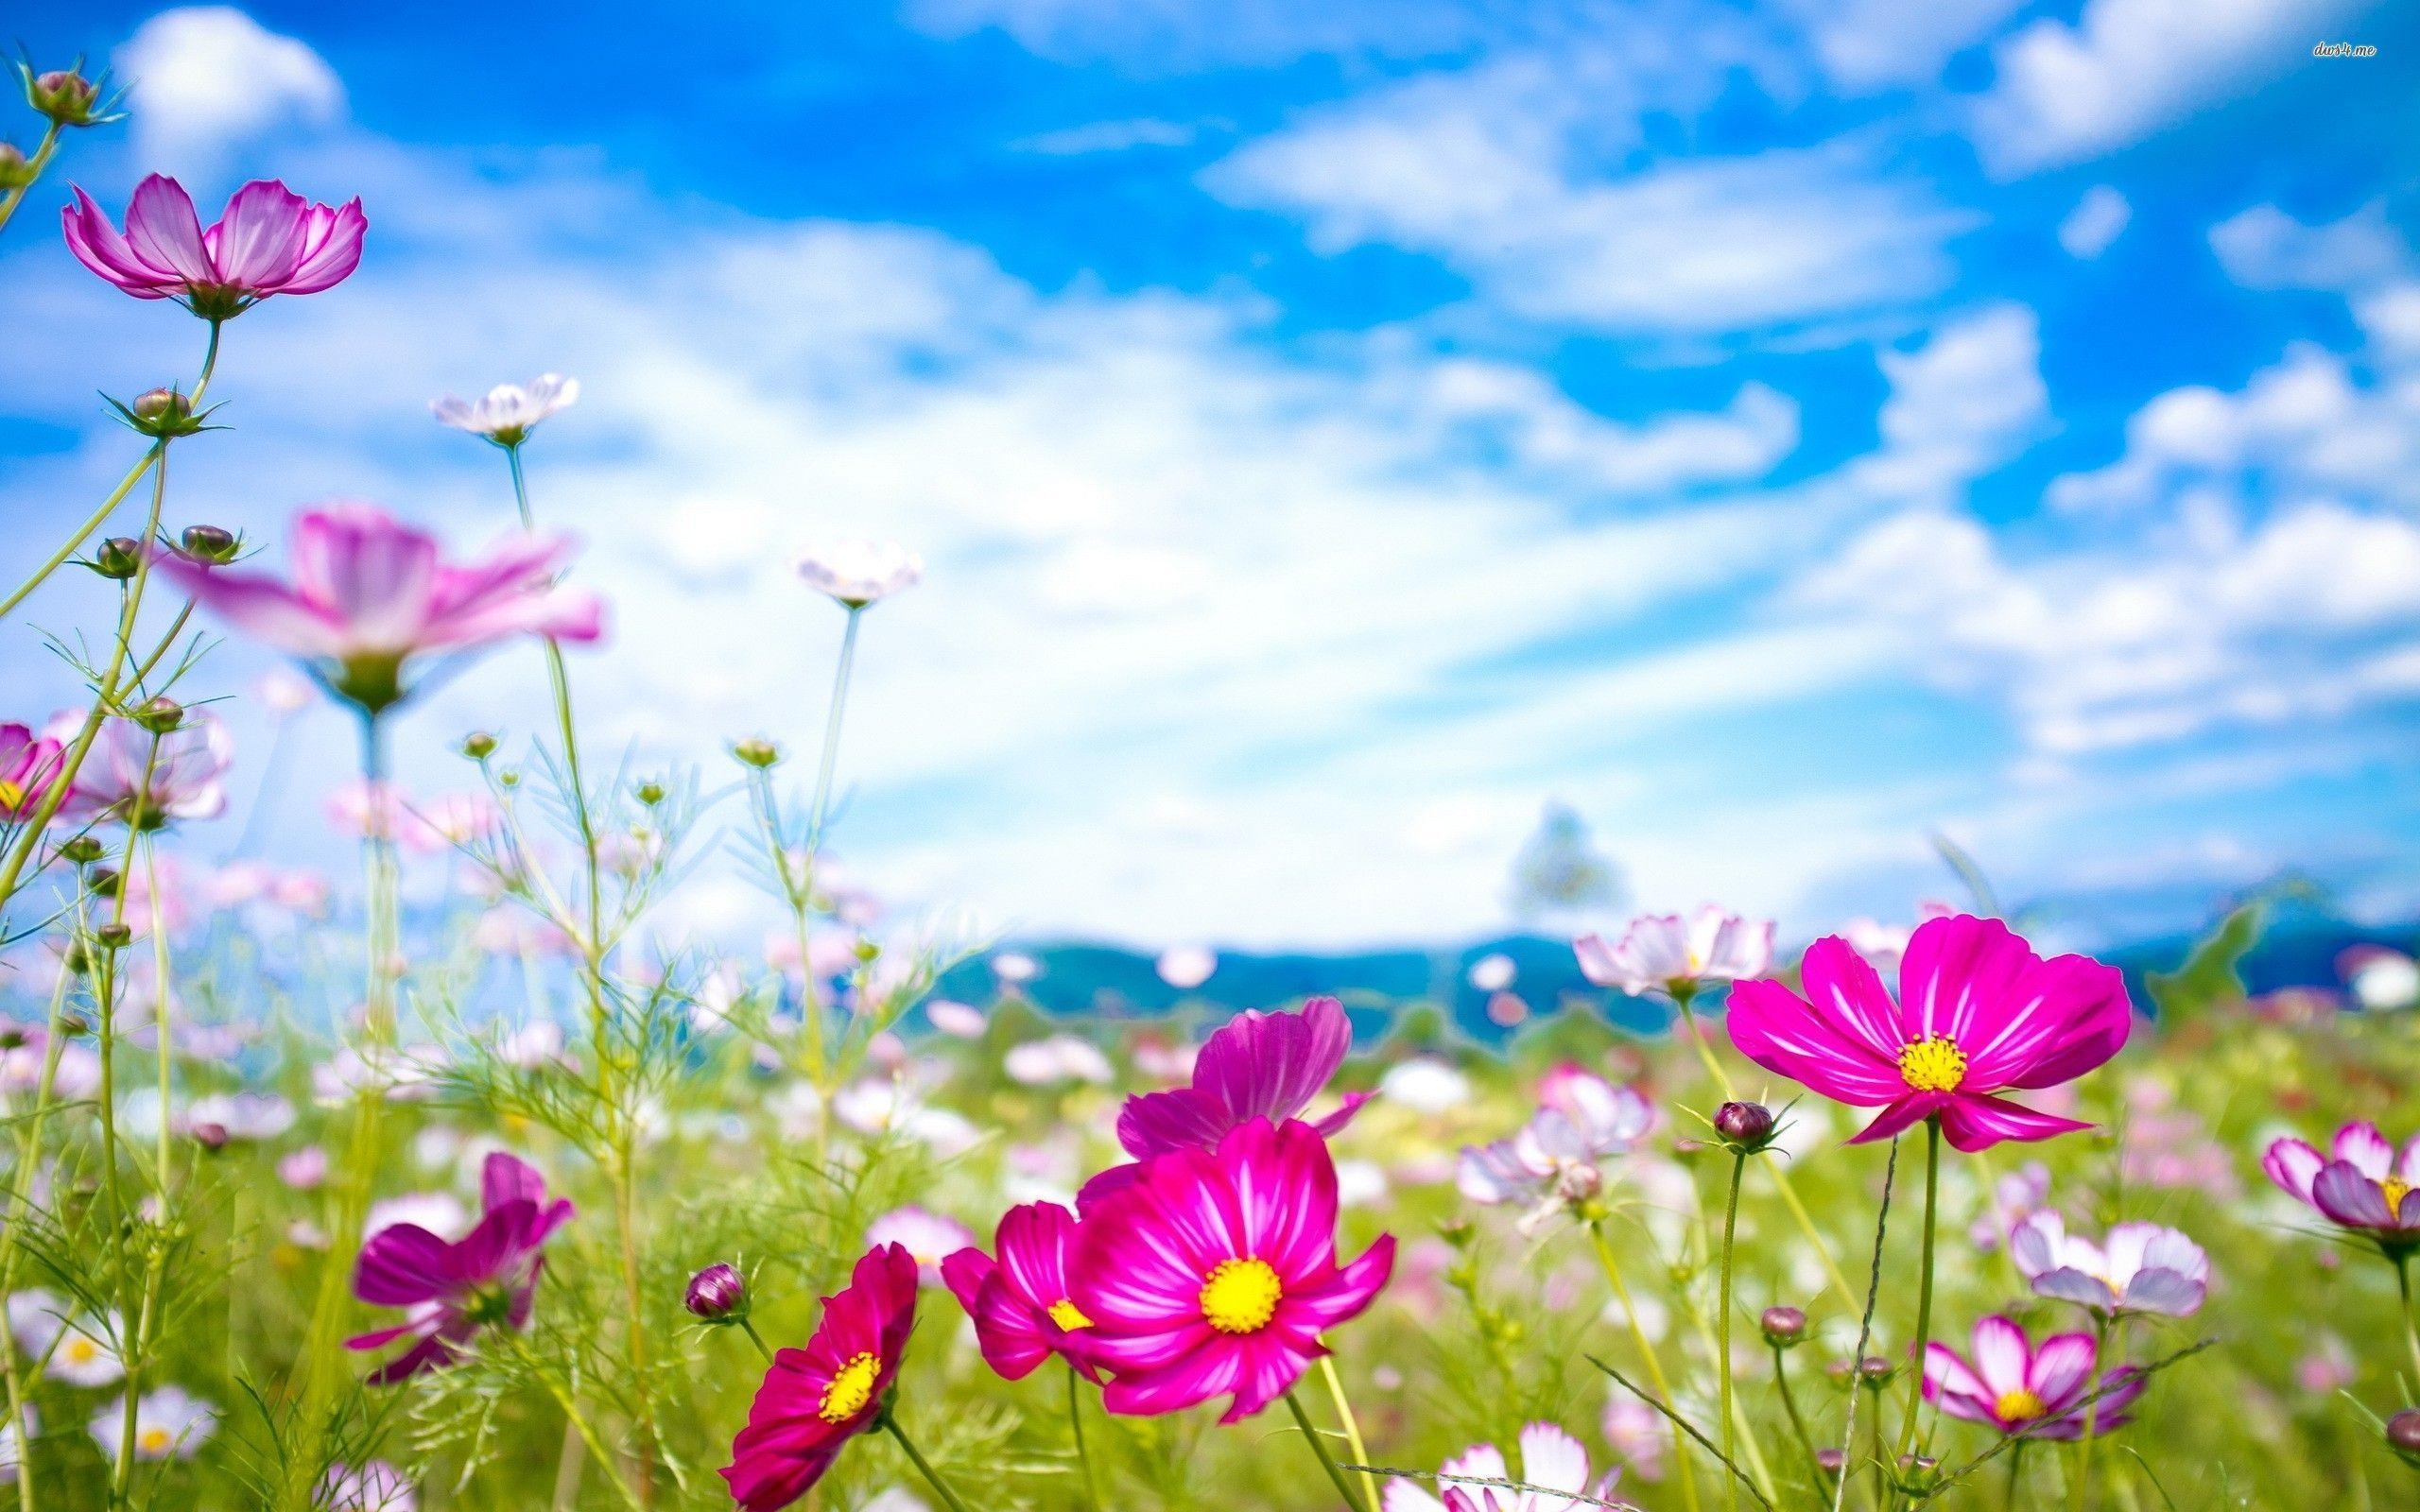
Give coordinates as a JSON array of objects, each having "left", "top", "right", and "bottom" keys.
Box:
[
  {"left": 942, "top": 1201, "right": 1098, "bottom": 1382},
  {"left": 154, "top": 504, "right": 602, "bottom": 715},
  {"left": 1072, "top": 1117, "right": 1394, "bottom": 1423},
  {"left": 720, "top": 1243, "right": 918, "bottom": 1512},
  {"left": 1727, "top": 913, "right": 2130, "bottom": 1152},
  {"left": 1575, "top": 905, "right": 1773, "bottom": 997},
  {"left": 347, "top": 1152, "right": 572, "bottom": 1383},
  {"left": 63, "top": 175, "right": 365, "bottom": 319},
  {"left": 1081, "top": 995, "right": 1370, "bottom": 1206},
  {"left": 2264, "top": 1122, "right": 2420, "bottom": 1251},
  {"left": 0, "top": 724, "right": 66, "bottom": 822},
  {"left": 1923, "top": 1314, "right": 2143, "bottom": 1440}
]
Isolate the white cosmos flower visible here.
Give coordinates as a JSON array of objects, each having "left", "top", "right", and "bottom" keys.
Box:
[
  {"left": 1382, "top": 1421, "right": 1622, "bottom": 1512},
  {"left": 1466, "top": 953, "right": 1516, "bottom": 992},
  {"left": 320, "top": 1459, "right": 417, "bottom": 1511},
  {"left": 2011, "top": 1212, "right": 2208, "bottom": 1316},
  {"left": 796, "top": 541, "right": 923, "bottom": 607},
  {"left": 1575, "top": 905, "right": 1774, "bottom": 997},
  {"left": 9, "top": 1291, "right": 125, "bottom": 1386},
  {"left": 364, "top": 1193, "right": 469, "bottom": 1243},
  {"left": 91, "top": 1386, "right": 216, "bottom": 1460},
  {"left": 430, "top": 373, "right": 579, "bottom": 444}
]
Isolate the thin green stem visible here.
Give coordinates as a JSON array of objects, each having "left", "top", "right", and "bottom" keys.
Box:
[
  {"left": 1894, "top": 1119, "right": 1944, "bottom": 1467},
  {"left": 882, "top": 1413, "right": 977, "bottom": 1512},
  {"left": 1772, "top": 1345, "right": 1824, "bottom": 1490},
  {"left": 1320, "top": 1352, "right": 1380, "bottom": 1512},
  {"left": 1587, "top": 1219, "right": 1702, "bottom": 1512},
  {"left": 738, "top": 1316, "right": 775, "bottom": 1364},
  {"left": 0, "top": 883, "right": 85, "bottom": 1512},
  {"left": 0, "top": 122, "right": 61, "bottom": 234},
  {"left": 1673, "top": 991, "right": 1858, "bottom": 1311},
  {"left": 1281, "top": 1387, "right": 1372, "bottom": 1512},
  {"left": 510, "top": 1335, "right": 647, "bottom": 1512},
  {"left": 1720, "top": 1151, "right": 1747, "bottom": 1512},
  {"left": 2396, "top": 1253, "right": 2420, "bottom": 1391},
  {"left": 1066, "top": 1359, "right": 1101, "bottom": 1512},
  {"left": 103, "top": 736, "right": 162, "bottom": 1511},
  {"left": 0, "top": 445, "right": 162, "bottom": 624},
  {"left": 2066, "top": 1314, "right": 2112, "bottom": 1512}
]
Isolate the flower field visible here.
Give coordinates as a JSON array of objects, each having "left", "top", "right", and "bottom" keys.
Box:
[{"left": 6, "top": 43, "right": 2420, "bottom": 1512}]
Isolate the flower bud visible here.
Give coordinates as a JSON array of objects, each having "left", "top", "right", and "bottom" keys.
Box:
[
  {"left": 2390, "top": 1407, "right": 2420, "bottom": 1459},
  {"left": 635, "top": 781, "right": 666, "bottom": 806},
  {"left": 88, "top": 868, "right": 123, "bottom": 899},
  {"left": 0, "top": 143, "right": 31, "bottom": 190},
  {"left": 124, "top": 387, "right": 208, "bottom": 438},
  {"left": 1893, "top": 1454, "right": 1940, "bottom": 1494},
  {"left": 1713, "top": 1100, "right": 1775, "bottom": 1147},
  {"left": 57, "top": 835, "right": 106, "bottom": 867},
  {"left": 1855, "top": 1356, "right": 1893, "bottom": 1385},
  {"left": 853, "top": 937, "right": 881, "bottom": 964},
  {"left": 132, "top": 696, "right": 184, "bottom": 734},
  {"left": 1813, "top": 1448, "right": 1845, "bottom": 1477},
  {"left": 62, "top": 945, "right": 93, "bottom": 977},
  {"left": 179, "top": 524, "right": 238, "bottom": 562},
  {"left": 27, "top": 69, "right": 102, "bottom": 126},
  {"left": 94, "top": 537, "right": 142, "bottom": 580},
  {"left": 685, "top": 1263, "right": 748, "bottom": 1320},
  {"left": 731, "top": 737, "right": 782, "bottom": 769},
  {"left": 1759, "top": 1305, "right": 1807, "bottom": 1348},
  {"left": 459, "top": 731, "right": 498, "bottom": 760},
  {"left": 189, "top": 1122, "right": 230, "bottom": 1152},
  {"left": 93, "top": 922, "right": 131, "bottom": 949}
]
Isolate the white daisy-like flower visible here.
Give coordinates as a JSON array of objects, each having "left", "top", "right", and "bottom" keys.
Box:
[
  {"left": 796, "top": 541, "right": 923, "bottom": 608},
  {"left": 9, "top": 1291, "right": 125, "bottom": 1387},
  {"left": 430, "top": 373, "right": 579, "bottom": 445},
  {"left": 90, "top": 1386, "right": 216, "bottom": 1460}
]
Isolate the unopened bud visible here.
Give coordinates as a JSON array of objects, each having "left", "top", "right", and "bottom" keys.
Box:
[
  {"left": 126, "top": 387, "right": 207, "bottom": 438},
  {"left": 1759, "top": 1305, "right": 1807, "bottom": 1347},
  {"left": 853, "top": 937, "right": 881, "bottom": 964},
  {"left": 93, "top": 922, "right": 131, "bottom": 948},
  {"left": 57, "top": 835, "right": 106, "bottom": 867},
  {"left": 88, "top": 868, "right": 123, "bottom": 899},
  {"left": 1857, "top": 1356, "right": 1893, "bottom": 1385},
  {"left": 685, "top": 1263, "right": 748, "bottom": 1320},
  {"left": 459, "top": 731, "right": 497, "bottom": 760},
  {"left": 635, "top": 781, "right": 666, "bottom": 806},
  {"left": 189, "top": 1122, "right": 230, "bottom": 1152},
  {"left": 731, "top": 737, "right": 782, "bottom": 769},
  {"left": 94, "top": 537, "right": 142, "bottom": 580},
  {"left": 179, "top": 524, "right": 237, "bottom": 562},
  {"left": 0, "top": 143, "right": 31, "bottom": 190},
  {"left": 1713, "top": 1100, "right": 1775, "bottom": 1146},
  {"left": 28, "top": 69, "right": 102, "bottom": 126},
  {"left": 2390, "top": 1408, "right": 2420, "bottom": 1458},
  {"left": 1814, "top": 1448, "right": 1844, "bottom": 1477},
  {"left": 132, "top": 696, "right": 183, "bottom": 734},
  {"left": 1894, "top": 1454, "right": 1940, "bottom": 1494}
]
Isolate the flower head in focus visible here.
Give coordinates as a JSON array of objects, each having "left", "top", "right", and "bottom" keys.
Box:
[
  {"left": 347, "top": 1152, "right": 573, "bottom": 1383},
  {"left": 1072, "top": 1117, "right": 1394, "bottom": 1423},
  {"left": 154, "top": 504, "right": 602, "bottom": 716},
  {"left": 1083, "top": 995, "right": 1368, "bottom": 1206},
  {"left": 2264, "top": 1122, "right": 2420, "bottom": 1253},
  {"left": 432, "top": 374, "right": 579, "bottom": 447},
  {"left": 797, "top": 541, "right": 921, "bottom": 609},
  {"left": 942, "top": 1200, "right": 1100, "bottom": 1382},
  {"left": 1923, "top": 1314, "right": 2142, "bottom": 1439},
  {"left": 720, "top": 1243, "right": 919, "bottom": 1511},
  {"left": 1727, "top": 914, "right": 2131, "bottom": 1152},
  {"left": 2010, "top": 1213, "right": 2206, "bottom": 1317},
  {"left": 63, "top": 175, "right": 364, "bottom": 319},
  {"left": 1575, "top": 906, "right": 1773, "bottom": 999},
  {"left": 1382, "top": 1421, "right": 1621, "bottom": 1512}
]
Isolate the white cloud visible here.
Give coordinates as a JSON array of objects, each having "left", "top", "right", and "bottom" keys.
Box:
[
  {"left": 1788, "top": 0, "right": 2027, "bottom": 89},
  {"left": 1012, "top": 118, "right": 1199, "bottom": 155},
  {"left": 902, "top": 0, "right": 1487, "bottom": 67},
  {"left": 2058, "top": 186, "right": 2132, "bottom": 259},
  {"left": 1970, "top": 0, "right": 2364, "bottom": 172},
  {"left": 113, "top": 7, "right": 344, "bottom": 175},
  {"left": 2209, "top": 200, "right": 2407, "bottom": 291}
]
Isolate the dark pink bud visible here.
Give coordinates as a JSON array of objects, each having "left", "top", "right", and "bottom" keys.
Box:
[
  {"left": 190, "top": 1121, "right": 230, "bottom": 1151},
  {"left": 1759, "top": 1305, "right": 1806, "bottom": 1346},
  {"left": 1714, "top": 1100, "right": 1775, "bottom": 1145},
  {"left": 1814, "top": 1449, "right": 1845, "bottom": 1476},
  {"left": 2390, "top": 1408, "right": 2420, "bottom": 1456},
  {"left": 685, "top": 1263, "right": 746, "bottom": 1320}
]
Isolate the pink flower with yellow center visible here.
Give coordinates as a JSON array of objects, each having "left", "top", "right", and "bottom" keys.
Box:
[
  {"left": 1071, "top": 1117, "right": 1394, "bottom": 1423},
  {"left": 720, "top": 1244, "right": 918, "bottom": 1511},
  {"left": 941, "top": 1201, "right": 1100, "bottom": 1382},
  {"left": 2264, "top": 1122, "right": 2420, "bottom": 1250},
  {"left": 63, "top": 175, "right": 364, "bottom": 319},
  {"left": 1923, "top": 1314, "right": 2143, "bottom": 1439},
  {"left": 1726, "top": 913, "right": 2131, "bottom": 1152}
]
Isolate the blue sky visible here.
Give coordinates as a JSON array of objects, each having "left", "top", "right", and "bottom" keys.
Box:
[{"left": 3, "top": 0, "right": 2416, "bottom": 951}]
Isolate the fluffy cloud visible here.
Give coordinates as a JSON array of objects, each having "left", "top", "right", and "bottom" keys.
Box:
[
  {"left": 1786, "top": 0, "right": 2026, "bottom": 89},
  {"left": 2209, "top": 201, "right": 2407, "bottom": 291},
  {"left": 2058, "top": 187, "right": 2132, "bottom": 259},
  {"left": 113, "top": 7, "right": 344, "bottom": 175},
  {"left": 1970, "top": 0, "right": 2365, "bottom": 172}
]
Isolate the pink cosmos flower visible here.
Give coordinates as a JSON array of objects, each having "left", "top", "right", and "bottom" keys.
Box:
[
  {"left": 153, "top": 504, "right": 603, "bottom": 715},
  {"left": 1574, "top": 906, "right": 1773, "bottom": 998},
  {"left": 2263, "top": 1122, "right": 2420, "bottom": 1248},
  {"left": 347, "top": 1152, "right": 573, "bottom": 1383},
  {"left": 2010, "top": 1213, "right": 2207, "bottom": 1316},
  {"left": 1923, "top": 1314, "right": 2144, "bottom": 1439},
  {"left": 721, "top": 1243, "right": 919, "bottom": 1511},
  {"left": 47, "top": 710, "right": 230, "bottom": 829},
  {"left": 1726, "top": 914, "right": 2131, "bottom": 1152},
  {"left": 1071, "top": 1117, "right": 1395, "bottom": 1423},
  {"left": 1458, "top": 1071, "right": 1652, "bottom": 1230},
  {"left": 63, "top": 175, "right": 365, "bottom": 318},
  {"left": 941, "top": 1201, "right": 1100, "bottom": 1382},
  {"left": 1082, "top": 996, "right": 1369, "bottom": 1206},
  {"left": 0, "top": 725, "right": 65, "bottom": 822},
  {"left": 1383, "top": 1421, "right": 1621, "bottom": 1512}
]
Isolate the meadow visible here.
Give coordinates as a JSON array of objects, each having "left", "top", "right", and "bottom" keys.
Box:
[{"left": 4, "top": 51, "right": 2420, "bottom": 1512}]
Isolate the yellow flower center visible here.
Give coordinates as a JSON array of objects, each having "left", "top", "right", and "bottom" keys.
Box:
[
  {"left": 818, "top": 1351, "right": 881, "bottom": 1424},
  {"left": 62, "top": 1337, "right": 98, "bottom": 1365},
  {"left": 0, "top": 781, "right": 24, "bottom": 810},
  {"left": 1994, "top": 1388, "right": 2045, "bottom": 1423},
  {"left": 2384, "top": 1176, "right": 2411, "bottom": 1220},
  {"left": 1198, "top": 1257, "right": 1283, "bottom": 1335},
  {"left": 138, "top": 1426, "right": 172, "bottom": 1455},
  {"left": 1047, "top": 1297, "right": 1092, "bottom": 1332},
  {"left": 1897, "top": 1036, "right": 1967, "bottom": 1093}
]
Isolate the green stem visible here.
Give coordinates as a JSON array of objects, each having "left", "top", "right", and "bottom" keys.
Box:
[
  {"left": 0, "top": 445, "right": 162, "bottom": 624},
  {"left": 1772, "top": 1345, "right": 1824, "bottom": 1490},
  {"left": 1673, "top": 992, "right": 1858, "bottom": 1311},
  {"left": 882, "top": 1413, "right": 977, "bottom": 1512},
  {"left": 789, "top": 604, "right": 863, "bottom": 1089},
  {"left": 1066, "top": 1359, "right": 1101, "bottom": 1512},
  {"left": 2396, "top": 1253, "right": 2420, "bottom": 1391},
  {"left": 0, "top": 122, "right": 61, "bottom": 234},
  {"left": 511, "top": 1335, "right": 648, "bottom": 1512},
  {"left": 1280, "top": 1387, "right": 1371, "bottom": 1512},
  {"left": 103, "top": 737, "right": 162, "bottom": 1511},
  {"left": 1588, "top": 1219, "right": 1702, "bottom": 1512},
  {"left": 1319, "top": 1353, "right": 1380, "bottom": 1512},
  {"left": 2066, "top": 1314, "right": 2112, "bottom": 1512},
  {"left": 1893, "top": 1119, "right": 1943, "bottom": 1467},
  {"left": 1720, "top": 1151, "right": 1746, "bottom": 1512},
  {"left": 738, "top": 1316, "right": 775, "bottom": 1364}
]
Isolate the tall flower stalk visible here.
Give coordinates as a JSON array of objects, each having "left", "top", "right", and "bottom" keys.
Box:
[{"left": 1586, "top": 1217, "right": 1700, "bottom": 1512}]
